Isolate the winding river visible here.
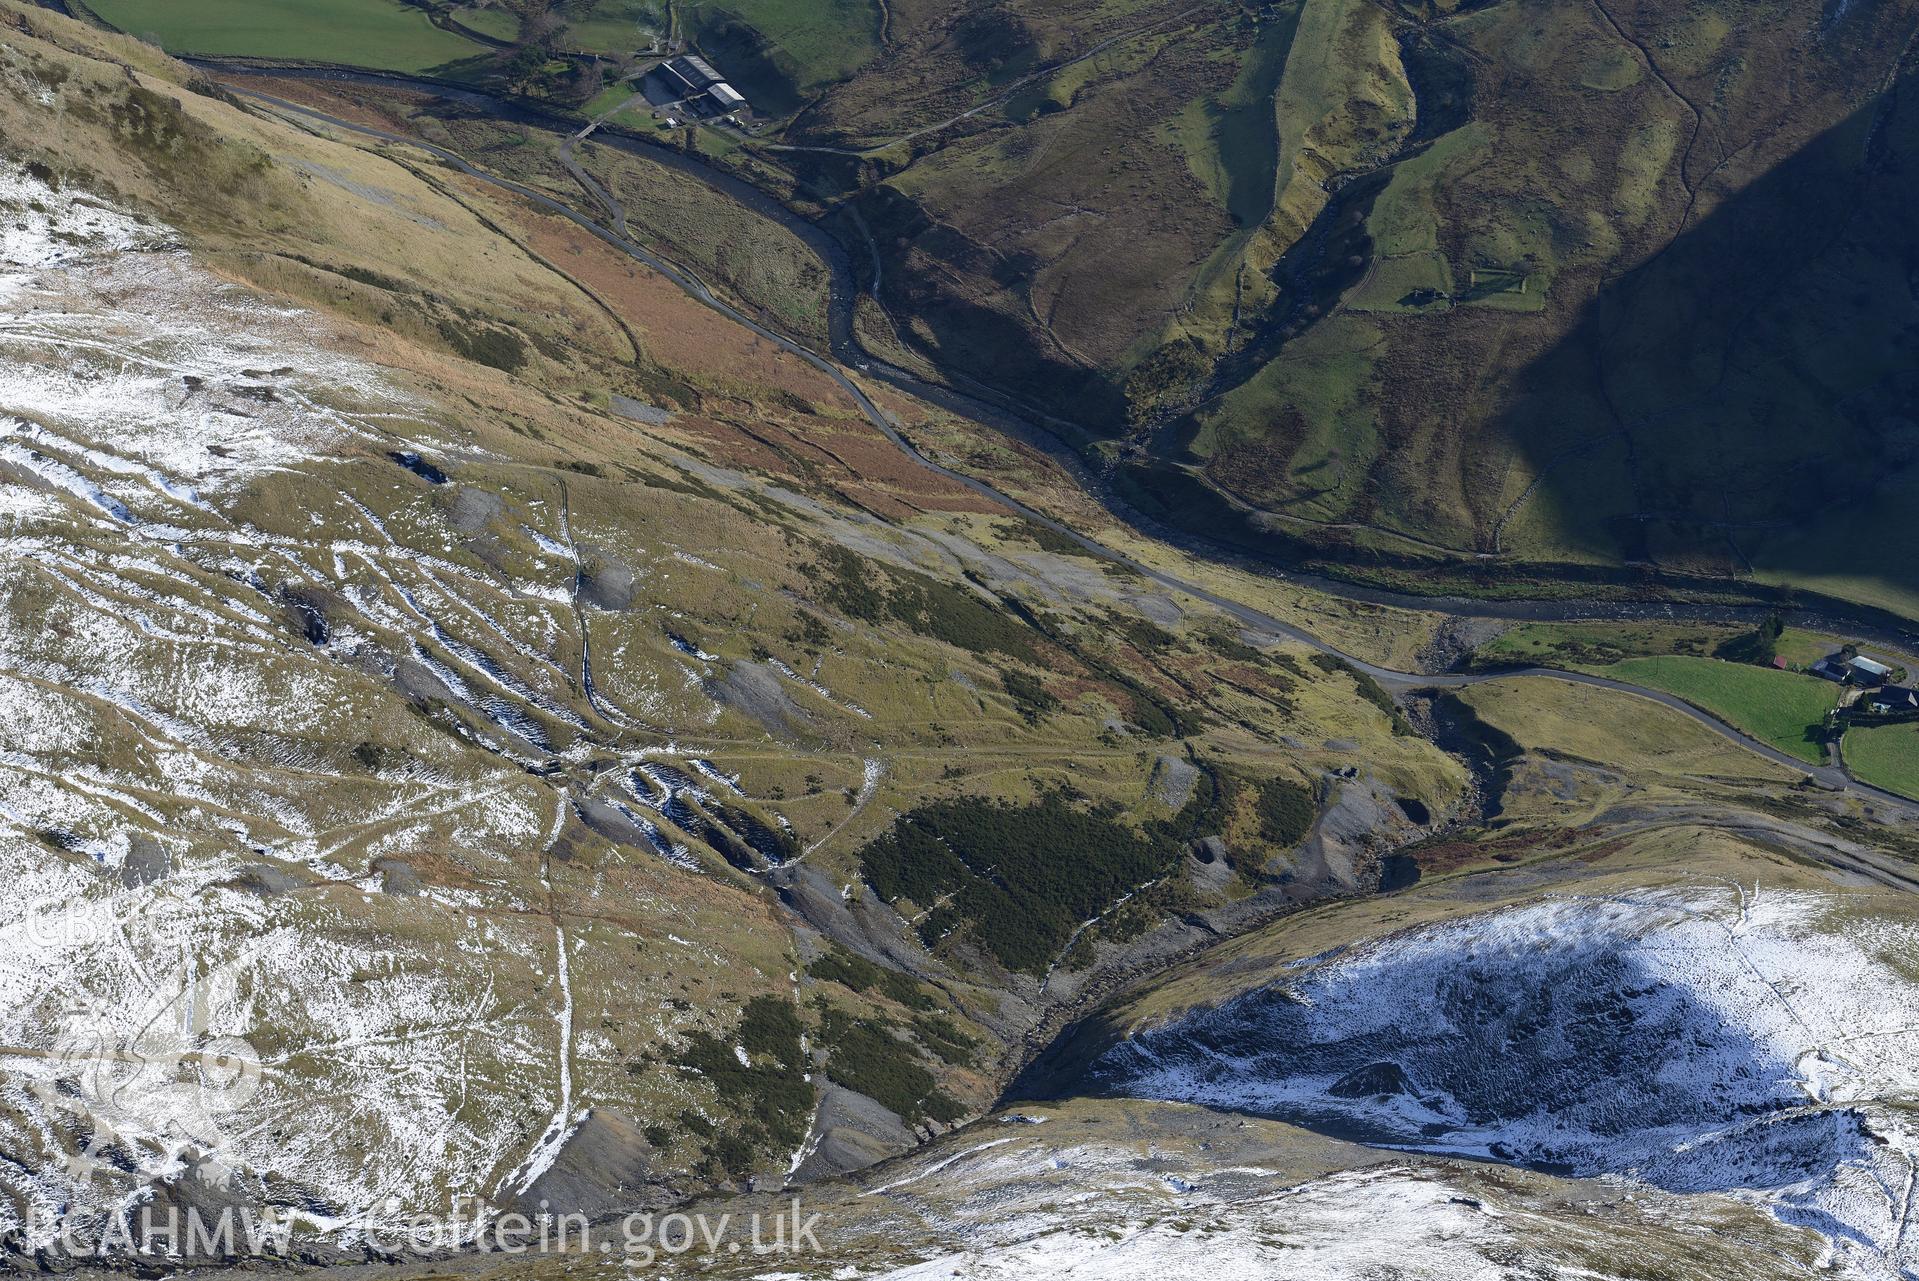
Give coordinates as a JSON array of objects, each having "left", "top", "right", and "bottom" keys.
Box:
[{"left": 184, "top": 63, "right": 1919, "bottom": 823}]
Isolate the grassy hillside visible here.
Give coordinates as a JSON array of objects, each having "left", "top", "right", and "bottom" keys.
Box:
[
  {"left": 470, "top": 653, "right": 1919, "bottom": 1278},
  {"left": 0, "top": 2, "right": 1466, "bottom": 1245},
  {"left": 11, "top": 0, "right": 1919, "bottom": 1262},
  {"left": 1599, "top": 657, "right": 1839, "bottom": 765},
  {"left": 1098, "top": 0, "right": 1919, "bottom": 607},
  {"left": 78, "top": 0, "right": 491, "bottom": 72},
  {"left": 700, "top": 0, "right": 1919, "bottom": 620},
  {"left": 57, "top": 0, "right": 1919, "bottom": 619}
]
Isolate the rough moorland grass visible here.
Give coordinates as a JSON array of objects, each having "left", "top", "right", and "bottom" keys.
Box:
[
  {"left": 809, "top": 544, "right": 1039, "bottom": 662},
  {"left": 1477, "top": 620, "right": 1734, "bottom": 669},
  {"left": 1456, "top": 678, "right": 1798, "bottom": 786},
  {"left": 1601, "top": 656, "right": 1839, "bottom": 765},
  {"left": 579, "top": 138, "right": 830, "bottom": 342},
  {"left": 1843, "top": 723, "right": 1919, "bottom": 800},
  {"left": 690, "top": 0, "right": 881, "bottom": 93},
  {"left": 85, "top": 0, "right": 487, "bottom": 73}
]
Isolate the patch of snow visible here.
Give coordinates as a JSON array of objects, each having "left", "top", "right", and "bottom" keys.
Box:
[
  {"left": 1095, "top": 888, "right": 1919, "bottom": 1278},
  {"left": 0, "top": 436, "right": 131, "bottom": 521},
  {"left": 522, "top": 524, "right": 570, "bottom": 558},
  {"left": 690, "top": 758, "right": 742, "bottom": 794},
  {"left": 0, "top": 164, "right": 406, "bottom": 503},
  {"left": 867, "top": 1166, "right": 1653, "bottom": 1281},
  {"left": 504, "top": 922, "right": 578, "bottom": 1196}
]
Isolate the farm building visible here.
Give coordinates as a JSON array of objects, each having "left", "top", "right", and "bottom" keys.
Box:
[
  {"left": 1849, "top": 654, "right": 1896, "bottom": 683},
  {"left": 675, "top": 54, "right": 721, "bottom": 86},
  {"left": 1814, "top": 652, "right": 1898, "bottom": 684},
  {"left": 655, "top": 54, "right": 722, "bottom": 99},
  {"left": 706, "top": 82, "right": 747, "bottom": 113},
  {"left": 1870, "top": 686, "right": 1919, "bottom": 714}
]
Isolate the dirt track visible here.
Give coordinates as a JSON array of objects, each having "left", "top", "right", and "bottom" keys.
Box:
[{"left": 223, "top": 78, "right": 1919, "bottom": 823}]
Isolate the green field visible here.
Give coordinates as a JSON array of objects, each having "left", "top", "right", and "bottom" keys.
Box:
[
  {"left": 84, "top": 0, "right": 488, "bottom": 73},
  {"left": 1479, "top": 620, "right": 1736, "bottom": 668},
  {"left": 555, "top": 0, "right": 665, "bottom": 55},
  {"left": 685, "top": 0, "right": 881, "bottom": 99},
  {"left": 1164, "top": 16, "right": 1293, "bottom": 228},
  {"left": 582, "top": 82, "right": 646, "bottom": 116},
  {"left": 1601, "top": 656, "right": 1840, "bottom": 765},
  {"left": 1843, "top": 723, "right": 1919, "bottom": 800},
  {"left": 449, "top": 3, "right": 520, "bottom": 42}
]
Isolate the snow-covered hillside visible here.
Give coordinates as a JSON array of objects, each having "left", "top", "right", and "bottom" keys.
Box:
[
  {"left": 1092, "top": 886, "right": 1919, "bottom": 1278},
  {"left": 860, "top": 1160, "right": 1808, "bottom": 1281},
  {"left": 0, "top": 160, "right": 802, "bottom": 1248},
  {"left": 662, "top": 1097, "right": 1826, "bottom": 1280}
]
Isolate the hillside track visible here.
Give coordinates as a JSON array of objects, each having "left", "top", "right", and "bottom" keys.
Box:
[
  {"left": 223, "top": 79, "right": 1919, "bottom": 824},
  {"left": 199, "top": 69, "right": 1919, "bottom": 642}
]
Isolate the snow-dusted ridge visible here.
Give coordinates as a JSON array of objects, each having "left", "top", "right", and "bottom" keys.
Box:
[
  {"left": 767, "top": 1094, "right": 1830, "bottom": 1280},
  {"left": 0, "top": 158, "right": 794, "bottom": 1251},
  {"left": 1092, "top": 886, "right": 1919, "bottom": 1279},
  {"left": 0, "top": 166, "right": 403, "bottom": 502}
]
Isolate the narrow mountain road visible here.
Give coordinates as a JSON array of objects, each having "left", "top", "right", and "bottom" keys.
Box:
[
  {"left": 229, "top": 85, "right": 1919, "bottom": 821},
  {"left": 556, "top": 90, "right": 646, "bottom": 236},
  {"left": 200, "top": 69, "right": 1919, "bottom": 640}
]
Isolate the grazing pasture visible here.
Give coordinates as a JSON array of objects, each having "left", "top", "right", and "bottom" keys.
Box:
[{"left": 84, "top": 0, "right": 489, "bottom": 73}]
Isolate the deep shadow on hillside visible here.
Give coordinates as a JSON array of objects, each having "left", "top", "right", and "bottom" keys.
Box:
[
  {"left": 1502, "top": 68, "right": 1919, "bottom": 588},
  {"left": 854, "top": 185, "right": 1130, "bottom": 425},
  {"left": 1111, "top": 61, "right": 1919, "bottom": 612},
  {"left": 1068, "top": 912, "right": 1879, "bottom": 1199}
]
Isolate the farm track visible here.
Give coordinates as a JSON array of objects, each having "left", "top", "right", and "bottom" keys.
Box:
[
  {"left": 195, "top": 71, "right": 1919, "bottom": 626},
  {"left": 216, "top": 75, "right": 1919, "bottom": 826}
]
